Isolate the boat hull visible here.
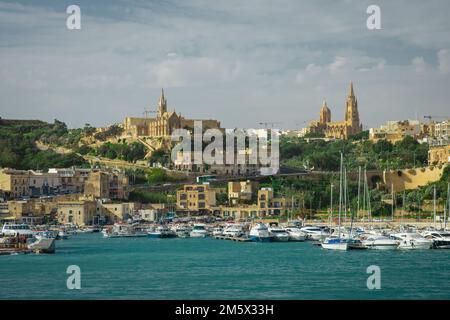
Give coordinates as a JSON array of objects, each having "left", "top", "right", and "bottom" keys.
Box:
[
  {"left": 321, "top": 242, "right": 349, "bottom": 250},
  {"left": 249, "top": 235, "right": 272, "bottom": 242},
  {"left": 27, "top": 238, "right": 55, "bottom": 254}
]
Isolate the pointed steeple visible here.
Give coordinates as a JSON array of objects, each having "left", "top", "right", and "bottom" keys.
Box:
[
  {"left": 320, "top": 98, "right": 331, "bottom": 123},
  {"left": 348, "top": 81, "right": 355, "bottom": 97},
  {"left": 157, "top": 88, "right": 167, "bottom": 117}
]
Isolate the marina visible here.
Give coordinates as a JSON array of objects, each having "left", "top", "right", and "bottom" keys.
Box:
[{"left": 1, "top": 231, "right": 450, "bottom": 299}]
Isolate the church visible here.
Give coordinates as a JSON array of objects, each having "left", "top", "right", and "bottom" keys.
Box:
[
  {"left": 306, "top": 81, "right": 362, "bottom": 139},
  {"left": 123, "top": 89, "right": 221, "bottom": 138}
]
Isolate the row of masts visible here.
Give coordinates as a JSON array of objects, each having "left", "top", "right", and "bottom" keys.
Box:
[{"left": 328, "top": 154, "right": 450, "bottom": 230}]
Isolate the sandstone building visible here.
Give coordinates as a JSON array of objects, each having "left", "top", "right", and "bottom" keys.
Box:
[
  {"left": 123, "top": 89, "right": 221, "bottom": 138},
  {"left": 306, "top": 82, "right": 362, "bottom": 139}
]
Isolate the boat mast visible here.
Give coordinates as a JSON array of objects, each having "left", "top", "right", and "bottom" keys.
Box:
[
  {"left": 338, "top": 152, "right": 343, "bottom": 240},
  {"left": 391, "top": 183, "right": 394, "bottom": 222},
  {"left": 357, "top": 166, "right": 361, "bottom": 221},
  {"left": 402, "top": 191, "right": 406, "bottom": 228},
  {"left": 433, "top": 184, "right": 437, "bottom": 229},
  {"left": 329, "top": 183, "right": 334, "bottom": 227},
  {"left": 344, "top": 167, "right": 347, "bottom": 223},
  {"left": 445, "top": 182, "right": 450, "bottom": 230}
]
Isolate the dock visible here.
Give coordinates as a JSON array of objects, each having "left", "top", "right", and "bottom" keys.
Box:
[
  {"left": 0, "top": 247, "right": 33, "bottom": 255},
  {"left": 213, "top": 235, "right": 253, "bottom": 242}
]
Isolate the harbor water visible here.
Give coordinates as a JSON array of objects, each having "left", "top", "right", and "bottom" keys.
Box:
[{"left": 1, "top": 233, "right": 450, "bottom": 299}]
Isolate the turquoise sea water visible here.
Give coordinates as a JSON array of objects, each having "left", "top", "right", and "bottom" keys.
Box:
[{"left": 1, "top": 233, "right": 450, "bottom": 299}]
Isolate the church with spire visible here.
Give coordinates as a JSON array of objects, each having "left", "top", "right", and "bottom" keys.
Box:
[
  {"left": 123, "top": 89, "right": 221, "bottom": 138},
  {"left": 306, "top": 81, "right": 362, "bottom": 139}
]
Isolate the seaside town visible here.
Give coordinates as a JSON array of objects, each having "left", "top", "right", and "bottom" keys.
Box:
[{"left": 1, "top": 82, "right": 450, "bottom": 254}]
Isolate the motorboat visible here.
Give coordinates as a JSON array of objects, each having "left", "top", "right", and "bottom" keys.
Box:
[
  {"left": 222, "top": 224, "right": 244, "bottom": 238},
  {"left": 173, "top": 225, "right": 191, "bottom": 238},
  {"left": 362, "top": 235, "right": 399, "bottom": 250},
  {"left": 189, "top": 224, "right": 208, "bottom": 238},
  {"left": 284, "top": 227, "right": 307, "bottom": 241},
  {"left": 300, "top": 226, "right": 329, "bottom": 241},
  {"left": 56, "top": 230, "right": 69, "bottom": 240},
  {"left": 27, "top": 234, "right": 56, "bottom": 253},
  {"left": 268, "top": 226, "right": 289, "bottom": 242},
  {"left": 148, "top": 225, "right": 176, "bottom": 238},
  {"left": 321, "top": 236, "right": 349, "bottom": 251},
  {"left": 103, "top": 223, "right": 148, "bottom": 238},
  {"left": 249, "top": 223, "right": 272, "bottom": 242},
  {"left": 390, "top": 232, "right": 433, "bottom": 250},
  {"left": 211, "top": 226, "right": 224, "bottom": 237},
  {"left": 422, "top": 231, "right": 450, "bottom": 249},
  {"left": 1, "top": 223, "right": 34, "bottom": 237}
]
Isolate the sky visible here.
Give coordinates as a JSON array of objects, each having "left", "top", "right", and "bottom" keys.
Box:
[{"left": 0, "top": 0, "right": 449, "bottom": 130}]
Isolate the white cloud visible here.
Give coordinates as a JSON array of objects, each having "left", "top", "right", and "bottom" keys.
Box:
[
  {"left": 437, "top": 49, "right": 450, "bottom": 74},
  {"left": 146, "top": 56, "right": 241, "bottom": 87},
  {"left": 412, "top": 57, "right": 427, "bottom": 73},
  {"left": 328, "top": 56, "right": 347, "bottom": 74}
]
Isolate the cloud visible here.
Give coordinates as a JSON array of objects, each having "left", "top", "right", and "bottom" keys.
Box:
[
  {"left": 146, "top": 56, "right": 241, "bottom": 87},
  {"left": 0, "top": 0, "right": 450, "bottom": 130},
  {"left": 437, "top": 49, "right": 450, "bottom": 74},
  {"left": 328, "top": 56, "right": 347, "bottom": 74},
  {"left": 412, "top": 56, "right": 427, "bottom": 73}
]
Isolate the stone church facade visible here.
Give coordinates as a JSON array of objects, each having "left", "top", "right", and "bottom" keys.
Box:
[
  {"left": 307, "top": 82, "right": 362, "bottom": 139},
  {"left": 123, "top": 89, "right": 221, "bottom": 138}
]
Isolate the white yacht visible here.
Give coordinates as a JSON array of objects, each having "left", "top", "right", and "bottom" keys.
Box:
[
  {"left": 362, "top": 235, "right": 399, "bottom": 250},
  {"left": 190, "top": 224, "right": 208, "bottom": 238},
  {"left": 422, "top": 231, "right": 450, "bottom": 249},
  {"left": 173, "top": 225, "right": 191, "bottom": 238},
  {"left": 284, "top": 227, "right": 307, "bottom": 241},
  {"left": 249, "top": 223, "right": 272, "bottom": 242},
  {"left": 300, "top": 226, "right": 329, "bottom": 241},
  {"left": 211, "top": 226, "right": 224, "bottom": 237},
  {"left": 222, "top": 224, "right": 244, "bottom": 238},
  {"left": 148, "top": 225, "right": 176, "bottom": 238},
  {"left": 390, "top": 232, "right": 433, "bottom": 250},
  {"left": 1, "top": 223, "right": 34, "bottom": 237},
  {"left": 268, "top": 226, "right": 289, "bottom": 242},
  {"left": 103, "top": 223, "right": 147, "bottom": 238}
]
